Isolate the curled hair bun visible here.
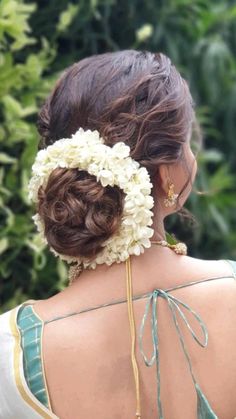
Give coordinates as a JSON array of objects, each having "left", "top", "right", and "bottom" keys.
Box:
[
  {"left": 35, "top": 49, "right": 201, "bottom": 264},
  {"left": 37, "top": 168, "right": 125, "bottom": 259}
]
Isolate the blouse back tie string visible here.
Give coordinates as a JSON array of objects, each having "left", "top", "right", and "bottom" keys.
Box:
[{"left": 138, "top": 288, "right": 218, "bottom": 418}]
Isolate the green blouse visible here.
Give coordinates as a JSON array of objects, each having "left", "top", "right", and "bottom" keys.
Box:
[{"left": 17, "top": 259, "right": 236, "bottom": 418}]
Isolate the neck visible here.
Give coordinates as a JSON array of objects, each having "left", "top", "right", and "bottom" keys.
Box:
[{"left": 151, "top": 205, "right": 166, "bottom": 242}]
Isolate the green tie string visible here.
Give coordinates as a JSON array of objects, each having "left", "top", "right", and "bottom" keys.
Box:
[{"left": 138, "top": 288, "right": 209, "bottom": 419}]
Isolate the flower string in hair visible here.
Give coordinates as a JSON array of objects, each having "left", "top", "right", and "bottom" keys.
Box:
[{"left": 28, "top": 128, "right": 154, "bottom": 278}]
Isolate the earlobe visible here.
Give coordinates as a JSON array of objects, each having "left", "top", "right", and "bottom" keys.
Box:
[{"left": 158, "top": 164, "right": 170, "bottom": 194}]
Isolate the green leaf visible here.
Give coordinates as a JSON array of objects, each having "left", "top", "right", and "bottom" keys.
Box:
[
  {"left": 0, "top": 0, "right": 36, "bottom": 50},
  {"left": 166, "top": 232, "right": 178, "bottom": 245},
  {"left": 209, "top": 204, "right": 229, "bottom": 235},
  {"left": 0, "top": 152, "right": 16, "bottom": 164},
  {"left": 25, "top": 233, "right": 46, "bottom": 254},
  {"left": 0, "top": 237, "right": 8, "bottom": 254},
  {"left": 198, "top": 149, "right": 223, "bottom": 163},
  {"left": 136, "top": 24, "right": 153, "bottom": 43},
  {"left": 57, "top": 3, "right": 79, "bottom": 33},
  {"left": 2, "top": 95, "right": 37, "bottom": 118},
  {"left": 209, "top": 165, "right": 234, "bottom": 192}
]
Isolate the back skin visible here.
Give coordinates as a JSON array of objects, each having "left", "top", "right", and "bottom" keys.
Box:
[{"left": 32, "top": 246, "right": 236, "bottom": 419}]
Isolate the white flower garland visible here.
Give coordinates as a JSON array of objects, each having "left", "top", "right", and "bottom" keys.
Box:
[{"left": 28, "top": 127, "right": 154, "bottom": 269}]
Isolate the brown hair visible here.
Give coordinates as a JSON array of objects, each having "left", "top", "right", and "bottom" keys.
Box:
[{"left": 36, "top": 49, "right": 200, "bottom": 260}]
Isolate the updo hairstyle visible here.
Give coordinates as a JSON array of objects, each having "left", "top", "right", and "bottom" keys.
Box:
[{"left": 36, "top": 50, "right": 199, "bottom": 260}]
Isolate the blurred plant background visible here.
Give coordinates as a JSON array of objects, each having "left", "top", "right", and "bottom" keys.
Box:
[{"left": 1, "top": 0, "right": 236, "bottom": 312}]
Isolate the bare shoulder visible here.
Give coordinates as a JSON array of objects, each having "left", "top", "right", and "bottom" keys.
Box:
[
  {"left": 156, "top": 253, "right": 236, "bottom": 314},
  {"left": 176, "top": 254, "right": 236, "bottom": 294},
  {"left": 181, "top": 255, "right": 235, "bottom": 278},
  {"left": 176, "top": 255, "right": 236, "bottom": 322},
  {"left": 163, "top": 250, "right": 234, "bottom": 283},
  {"left": 147, "top": 248, "right": 236, "bottom": 290}
]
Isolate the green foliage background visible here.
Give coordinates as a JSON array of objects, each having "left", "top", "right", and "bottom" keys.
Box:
[{"left": 1, "top": 0, "right": 236, "bottom": 312}]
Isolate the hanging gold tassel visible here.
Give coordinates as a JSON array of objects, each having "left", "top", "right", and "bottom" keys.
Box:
[{"left": 126, "top": 257, "right": 142, "bottom": 418}]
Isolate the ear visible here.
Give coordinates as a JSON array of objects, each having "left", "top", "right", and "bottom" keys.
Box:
[{"left": 157, "top": 164, "right": 170, "bottom": 195}]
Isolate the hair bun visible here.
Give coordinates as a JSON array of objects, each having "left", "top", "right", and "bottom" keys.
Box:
[{"left": 37, "top": 168, "right": 124, "bottom": 259}]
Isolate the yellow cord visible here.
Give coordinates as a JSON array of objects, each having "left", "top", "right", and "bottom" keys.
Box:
[{"left": 126, "top": 256, "right": 141, "bottom": 418}]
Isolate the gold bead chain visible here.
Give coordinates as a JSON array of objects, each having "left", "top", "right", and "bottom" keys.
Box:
[{"left": 150, "top": 239, "right": 187, "bottom": 255}]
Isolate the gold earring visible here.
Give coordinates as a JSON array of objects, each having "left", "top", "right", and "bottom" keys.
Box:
[{"left": 163, "top": 180, "right": 178, "bottom": 207}]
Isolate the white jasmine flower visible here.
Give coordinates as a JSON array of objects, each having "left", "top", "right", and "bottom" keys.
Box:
[
  {"left": 97, "top": 169, "right": 115, "bottom": 187},
  {"left": 111, "top": 142, "right": 130, "bottom": 159},
  {"left": 28, "top": 127, "right": 155, "bottom": 269}
]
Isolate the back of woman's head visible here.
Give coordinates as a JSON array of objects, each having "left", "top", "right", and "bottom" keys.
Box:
[{"left": 36, "top": 49, "right": 197, "bottom": 260}]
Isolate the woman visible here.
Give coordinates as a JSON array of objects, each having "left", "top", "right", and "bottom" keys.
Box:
[{"left": 0, "top": 50, "right": 235, "bottom": 419}]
